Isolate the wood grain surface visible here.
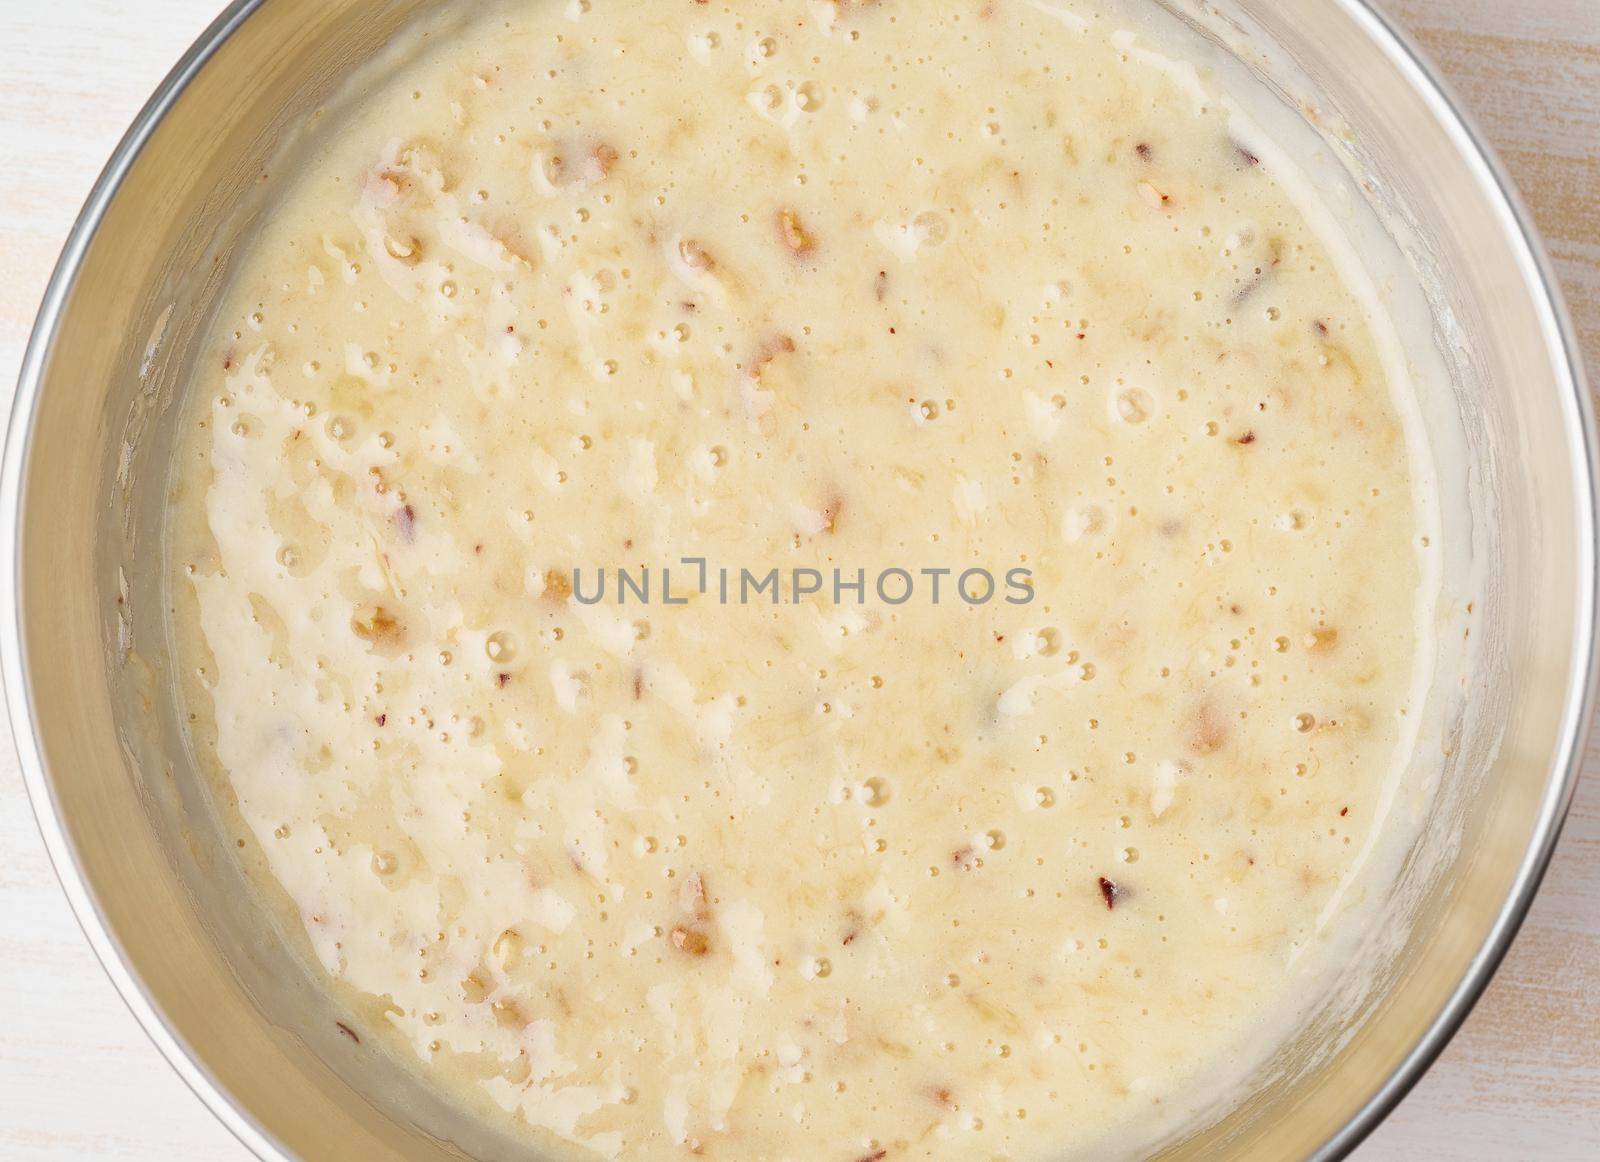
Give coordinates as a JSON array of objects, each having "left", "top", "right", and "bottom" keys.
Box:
[{"left": 0, "top": 2, "right": 1595, "bottom": 1158}]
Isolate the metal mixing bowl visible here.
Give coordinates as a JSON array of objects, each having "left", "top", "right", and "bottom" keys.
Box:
[{"left": 3, "top": 1, "right": 1594, "bottom": 1159}]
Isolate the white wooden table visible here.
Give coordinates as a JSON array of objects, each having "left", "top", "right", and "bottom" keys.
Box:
[{"left": 1, "top": 2, "right": 1595, "bottom": 1158}]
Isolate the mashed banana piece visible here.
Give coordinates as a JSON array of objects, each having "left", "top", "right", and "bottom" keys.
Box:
[{"left": 171, "top": 1, "right": 1429, "bottom": 1158}]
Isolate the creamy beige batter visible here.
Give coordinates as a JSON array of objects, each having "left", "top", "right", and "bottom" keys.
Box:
[{"left": 168, "top": 1, "right": 1433, "bottom": 1158}]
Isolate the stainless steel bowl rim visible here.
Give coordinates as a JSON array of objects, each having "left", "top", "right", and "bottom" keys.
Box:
[{"left": 3, "top": 2, "right": 1594, "bottom": 1160}]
